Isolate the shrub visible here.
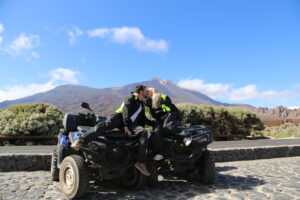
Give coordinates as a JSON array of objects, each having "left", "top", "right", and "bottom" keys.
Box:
[
  {"left": 177, "top": 103, "right": 265, "bottom": 137},
  {"left": 262, "top": 123, "right": 300, "bottom": 138},
  {"left": 26, "top": 141, "right": 36, "bottom": 146},
  {"left": 274, "top": 132, "right": 292, "bottom": 139},
  {"left": 0, "top": 103, "right": 63, "bottom": 136}
]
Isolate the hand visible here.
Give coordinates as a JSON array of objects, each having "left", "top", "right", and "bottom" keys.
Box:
[{"left": 124, "top": 126, "right": 132, "bottom": 136}]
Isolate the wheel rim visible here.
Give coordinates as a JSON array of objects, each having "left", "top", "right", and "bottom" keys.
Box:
[{"left": 64, "top": 166, "right": 75, "bottom": 190}]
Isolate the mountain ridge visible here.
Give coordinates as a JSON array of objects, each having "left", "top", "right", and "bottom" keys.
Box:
[{"left": 0, "top": 78, "right": 255, "bottom": 116}]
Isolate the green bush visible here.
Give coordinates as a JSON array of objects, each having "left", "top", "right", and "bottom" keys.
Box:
[
  {"left": 0, "top": 103, "right": 63, "bottom": 136},
  {"left": 177, "top": 103, "right": 265, "bottom": 137},
  {"left": 26, "top": 141, "right": 36, "bottom": 146}
]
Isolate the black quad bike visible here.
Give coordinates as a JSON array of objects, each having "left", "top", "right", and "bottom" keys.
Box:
[
  {"left": 148, "top": 125, "right": 215, "bottom": 186},
  {"left": 51, "top": 103, "right": 149, "bottom": 199}
]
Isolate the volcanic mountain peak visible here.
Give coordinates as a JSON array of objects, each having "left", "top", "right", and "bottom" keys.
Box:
[{"left": 0, "top": 77, "right": 253, "bottom": 116}]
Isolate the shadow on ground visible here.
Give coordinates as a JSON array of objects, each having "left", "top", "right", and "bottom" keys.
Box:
[
  {"left": 215, "top": 166, "right": 238, "bottom": 172},
  {"left": 73, "top": 166, "right": 266, "bottom": 200}
]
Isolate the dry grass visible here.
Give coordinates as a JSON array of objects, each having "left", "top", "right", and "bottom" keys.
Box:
[{"left": 262, "top": 123, "right": 300, "bottom": 138}]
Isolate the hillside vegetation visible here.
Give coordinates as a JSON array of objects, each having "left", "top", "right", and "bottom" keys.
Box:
[
  {"left": 0, "top": 103, "right": 265, "bottom": 140},
  {"left": 0, "top": 103, "right": 63, "bottom": 136},
  {"left": 262, "top": 123, "right": 300, "bottom": 138},
  {"left": 177, "top": 103, "right": 265, "bottom": 136}
]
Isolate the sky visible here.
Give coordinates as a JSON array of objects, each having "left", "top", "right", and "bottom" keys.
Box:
[{"left": 1, "top": 0, "right": 300, "bottom": 108}]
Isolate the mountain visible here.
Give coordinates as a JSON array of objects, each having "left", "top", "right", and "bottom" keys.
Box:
[
  {"left": 0, "top": 77, "right": 253, "bottom": 116},
  {"left": 229, "top": 103, "right": 257, "bottom": 111}
]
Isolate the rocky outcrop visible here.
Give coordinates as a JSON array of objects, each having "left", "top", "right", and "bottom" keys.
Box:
[{"left": 257, "top": 106, "right": 300, "bottom": 119}]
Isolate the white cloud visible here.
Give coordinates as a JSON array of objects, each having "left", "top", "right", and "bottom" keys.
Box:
[
  {"left": 7, "top": 33, "right": 39, "bottom": 52},
  {"left": 229, "top": 85, "right": 258, "bottom": 100},
  {"left": 88, "top": 28, "right": 109, "bottom": 37},
  {"left": 49, "top": 68, "right": 80, "bottom": 84},
  {"left": 177, "top": 78, "right": 300, "bottom": 102},
  {"left": 288, "top": 106, "right": 300, "bottom": 109},
  {"left": 87, "top": 26, "right": 168, "bottom": 53},
  {"left": 5, "top": 33, "right": 39, "bottom": 56},
  {"left": 68, "top": 27, "right": 83, "bottom": 45},
  {"left": 0, "top": 68, "right": 81, "bottom": 102},
  {"left": 0, "top": 83, "right": 55, "bottom": 102},
  {"left": 31, "top": 51, "right": 40, "bottom": 58},
  {"left": 178, "top": 79, "right": 231, "bottom": 98}
]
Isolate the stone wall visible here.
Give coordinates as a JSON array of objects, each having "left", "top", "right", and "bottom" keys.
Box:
[
  {"left": 0, "top": 145, "right": 299, "bottom": 172},
  {"left": 211, "top": 145, "right": 300, "bottom": 162},
  {"left": 0, "top": 154, "right": 51, "bottom": 172}
]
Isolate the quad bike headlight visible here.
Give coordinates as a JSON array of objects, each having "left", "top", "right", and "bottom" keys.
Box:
[{"left": 183, "top": 136, "right": 192, "bottom": 146}]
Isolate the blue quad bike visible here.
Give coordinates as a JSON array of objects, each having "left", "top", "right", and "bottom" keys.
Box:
[
  {"left": 51, "top": 103, "right": 215, "bottom": 199},
  {"left": 51, "top": 103, "right": 147, "bottom": 199}
]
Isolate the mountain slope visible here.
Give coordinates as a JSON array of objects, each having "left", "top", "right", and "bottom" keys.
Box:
[{"left": 0, "top": 77, "right": 249, "bottom": 116}]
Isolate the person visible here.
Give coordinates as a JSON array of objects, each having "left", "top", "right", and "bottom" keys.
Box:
[
  {"left": 71, "top": 85, "right": 155, "bottom": 176},
  {"left": 145, "top": 88, "right": 183, "bottom": 137}
]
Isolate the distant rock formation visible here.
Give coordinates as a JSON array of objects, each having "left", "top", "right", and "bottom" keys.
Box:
[{"left": 256, "top": 106, "right": 300, "bottom": 119}]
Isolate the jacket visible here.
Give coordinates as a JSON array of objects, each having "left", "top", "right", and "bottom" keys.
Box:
[
  {"left": 116, "top": 94, "right": 154, "bottom": 129},
  {"left": 144, "top": 94, "right": 181, "bottom": 121}
]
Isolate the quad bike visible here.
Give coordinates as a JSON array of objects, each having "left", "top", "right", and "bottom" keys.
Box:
[
  {"left": 51, "top": 103, "right": 149, "bottom": 199},
  {"left": 148, "top": 125, "right": 215, "bottom": 186}
]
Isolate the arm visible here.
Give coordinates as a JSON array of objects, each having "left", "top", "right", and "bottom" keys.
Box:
[
  {"left": 122, "top": 96, "right": 133, "bottom": 135},
  {"left": 165, "top": 96, "right": 182, "bottom": 121}
]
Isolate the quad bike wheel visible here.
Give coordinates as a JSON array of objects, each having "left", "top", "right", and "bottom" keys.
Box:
[
  {"left": 198, "top": 150, "right": 215, "bottom": 184},
  {"left": 59, "top": 155, "right": 88, "bottom": 199},
  {"left": 51, "top": 149, "right": 59, "bottom": 181},
  {"left": 119, "top": 166, "right": 148, "bottom": 190}
]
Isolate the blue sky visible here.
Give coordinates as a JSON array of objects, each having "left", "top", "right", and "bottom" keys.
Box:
[{"left": 1, "top": 0, "right": 300, "bottom": 108}]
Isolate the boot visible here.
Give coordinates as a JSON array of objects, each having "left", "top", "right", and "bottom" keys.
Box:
[
  {"left": 134, "top": 162, "right": 151, "bottom": 176},
  {"left": 71, "top": 139, "right": 81, "bottom": 151}
]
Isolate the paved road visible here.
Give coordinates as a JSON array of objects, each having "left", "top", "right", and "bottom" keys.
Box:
[
  {"left": 1, "top": 157, "right": 300, "bottom": 200},
  {"left": 1, "top": 138, "right": 300, "bottom": 154}
]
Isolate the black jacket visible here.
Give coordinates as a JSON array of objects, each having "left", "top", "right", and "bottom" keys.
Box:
[
  {"left": 144, "top": 95, "right": 181, "bottom": 121},
  {"left": 121, "top": 94, "right": 154, "bottom": 129}
]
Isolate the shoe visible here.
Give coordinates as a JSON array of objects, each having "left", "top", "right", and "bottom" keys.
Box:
[
  {"left": 153, "top": 154, "right": 164, "bottom": 161},
  {"left": 71, "top": 139, "right": 81, "bottom": 151},
  {"left": 178, "top": 130, "right": 187, "bottom": 136},
  {"left": 134, "top": 163, "right": 151, "bottom": 176}
]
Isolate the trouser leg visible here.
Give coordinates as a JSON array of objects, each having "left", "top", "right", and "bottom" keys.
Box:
[
  {"left": 150, "top": 123, "right": 164, "bottom": 155},
  {"left": 154, "top": 122, "right": 164, "bottom": 136},
  {"left": 162, "top": 112, "right": 178, "bottom": 135},
  {"left": 133, "top": 126, "right": 148, "bottom": 163},
  {"left": 80, "top": 113, "right": 123, "bottom": 144}
]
